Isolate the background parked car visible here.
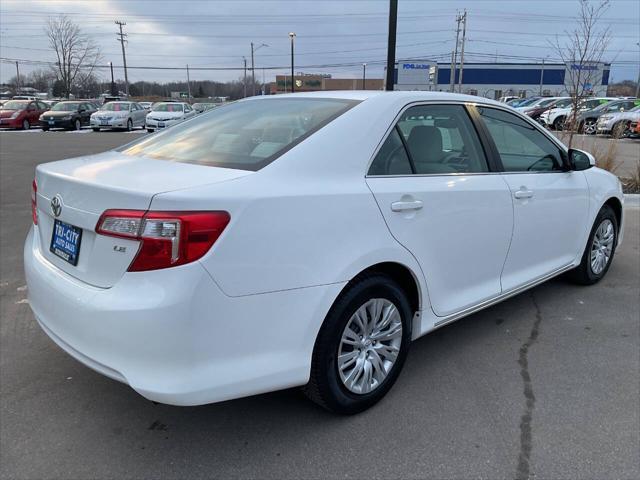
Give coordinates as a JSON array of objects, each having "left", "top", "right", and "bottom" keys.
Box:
[
  {"left": 596, "top": 105, "right": 640, "bottom": 137},
  {"left": 540, "top": 97, "right": 616, "bottom": 130},
  {"left": 192, "top": 102, "right": 217, "bottom": 114},
  {"left": 145, "top": 102, "right": 196, "bottom": 132},
  {"left": 0, "top": 99, "right": 48, "bottom": 130},
  {"left": 90, "top": 101, "right": 147, "bottom": 131},
  {"left": 577, "top": 98, "right": 640, "bottom": 134},
  {"left": 39, "top": 101, "right": 97, "bottom": 131},
  {"left": 139, "top": 101, "right": 153, "bottom": 110}
]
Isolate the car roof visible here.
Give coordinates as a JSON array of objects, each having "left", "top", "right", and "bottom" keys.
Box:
[{"left": 247, "top": 90, "right": 505, "bottom": 107}]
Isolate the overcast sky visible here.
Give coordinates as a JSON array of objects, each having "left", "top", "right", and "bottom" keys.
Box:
[{"left": 1, "top": 0, "right": 638, "bottom": 86}]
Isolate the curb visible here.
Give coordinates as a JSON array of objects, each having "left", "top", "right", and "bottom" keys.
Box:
[{"left": 624, "top": 194, "right": 640, "bottom": 208}]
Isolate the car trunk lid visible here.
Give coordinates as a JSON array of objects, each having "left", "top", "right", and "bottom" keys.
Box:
[{"left": 35, "top": 151, "right": 251, "bottom": 287}]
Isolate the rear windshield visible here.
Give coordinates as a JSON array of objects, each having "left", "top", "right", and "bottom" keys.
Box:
[{"left": 120, "top": 98, "right": 358, "bottom": 171}]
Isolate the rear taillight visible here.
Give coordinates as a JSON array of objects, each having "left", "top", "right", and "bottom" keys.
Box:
[
  {"left": 31, "top": 179, "right": 37, "bottom": 225},
  {"left": 96, "top": 210, "right": 230, "bottom": 272}
]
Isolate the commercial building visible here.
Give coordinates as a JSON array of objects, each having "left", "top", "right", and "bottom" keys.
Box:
[
  {"left": 269, "top": 74, "right": 383, "bottom": 94},
  {"left": 394, "top": 60, "right": 611, "bottom": 99}
]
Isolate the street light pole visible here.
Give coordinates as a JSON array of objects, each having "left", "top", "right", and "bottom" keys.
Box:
[
  {"left": 289, "top": 32, "right": 296, "bottom": 93},
  {"left": 385, "top": 0, "right": 398, "bottom": 91},
  {"left": 362, "top": 63, "right": 367, "bottom": 89},
  {"left": 539, "top": 57, "right": 546, "bottom": 96}
]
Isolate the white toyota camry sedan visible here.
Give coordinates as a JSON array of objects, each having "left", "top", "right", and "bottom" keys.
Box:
[{"left": 25, "top": 91, "right": 624, "bottom": 414}]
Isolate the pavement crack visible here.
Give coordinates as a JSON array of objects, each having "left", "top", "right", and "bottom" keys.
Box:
[{"left": 515, "top": 291, "right": 543, "bottom": 480}]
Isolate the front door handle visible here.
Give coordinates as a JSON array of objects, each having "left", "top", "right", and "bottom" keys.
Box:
[
  {"left": 514, "top": 189, "right": 534, "bottom": 199},
  {"left": 391, "top": 200, "right": 423, "bottom": 212}
]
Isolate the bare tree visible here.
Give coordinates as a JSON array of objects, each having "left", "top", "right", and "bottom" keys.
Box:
[
  {"left": 45, "top": 15, "right": 101, "bottom": 98},
  {"left": 551, "top": 0, "right": 611, "bottom": 147}
]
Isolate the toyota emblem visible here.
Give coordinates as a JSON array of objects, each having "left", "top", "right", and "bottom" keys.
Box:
[{"left": 51, "top": 195, "right": 62, "bottom": 217}]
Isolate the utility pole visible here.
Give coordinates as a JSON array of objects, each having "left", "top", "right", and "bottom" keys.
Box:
[
  {"left": 289, "top": 32, "right": 296, "bottom": 93},
  {"left": 186, "top": 64, "right": 191, "bottom": 99},
  {"left": 458, "top": 10, "right": 467, "bottom": 93},
  {"left": 385, "top": 0, "right": 398, "bottom": 91},
  {"left": 242, "top": 57, "right": 247, "bottom": 98},
  {"left": 109, "top": 61, "right": 116, "bottom": 95},
  {"left": 115, "top": 21, "right": 129, "bottom": 96},
  {"left": 362, "top": 63, "right": 367, "bottom": 89},
  {"left": 251, "top": 42, "right": 255, "bottom": 96},
  {"left": 539, "top": 57, "right": 546, "bottom": 95},
  {"left": 15, "top": 61, "right": 20, "bottom": 93},
  {"left": 450, "top": 11, "right": 463, "bottom": 92}
]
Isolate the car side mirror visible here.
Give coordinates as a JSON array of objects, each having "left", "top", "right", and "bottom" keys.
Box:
[{"left": 568, "top": 148, "right": 595, "bottom": 171}]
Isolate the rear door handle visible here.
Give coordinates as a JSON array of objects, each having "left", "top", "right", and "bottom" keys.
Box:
[
  {"left": 514, "top": 189, "right": 534, "bottom": 199},
  {"left": 391, "top": 200, "right": 423, "bottom": 212}
]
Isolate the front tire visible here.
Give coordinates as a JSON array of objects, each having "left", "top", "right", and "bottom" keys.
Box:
[
  {"left": 553, "top": 116, "right": 565, "bottom": 131},
  {"left": 612, "top": 121, "right": 628, "bottom": 138},
  {"left": 126, "top": 119, "right": 133, "bottom": 131},
  {"left": 92, "top": 128, "right": 100, "bottom": 132},
  {"left": 568, "top": 204, "right": 618, "bottom": 285},
  {"left": 74, "top": 119, "right": 81, "bottom": 131},
  {"left": 147, "top": 128, "right": 154, "bottom": 133},
  {"left": 22, "top": 119, "right": 30, "bottom": 130},
  {"left": 304, "top": 273, "right": 413, "bottom": 414}
]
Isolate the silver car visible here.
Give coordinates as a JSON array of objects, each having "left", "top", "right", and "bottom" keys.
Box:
[
  {"left": 596, "top": 105, "right": 640, "bottom": 137},
  {"left": 90, "top": 101, "right": 147, "bottom": 131}
]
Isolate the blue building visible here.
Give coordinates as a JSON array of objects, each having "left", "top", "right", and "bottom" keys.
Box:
[{"left": 395, "top": 61, "right": 611, "bottom": 99}]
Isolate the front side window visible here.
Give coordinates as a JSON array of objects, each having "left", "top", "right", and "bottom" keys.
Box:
[
  {"left": 52, "top": 102, "right": 80, "bottom": 111},
  {"left": 478, "top": 107, "right": 564, "bottom": 172},
  {"left": 121, "top": 98, "right": 358, "bottom": 171}
]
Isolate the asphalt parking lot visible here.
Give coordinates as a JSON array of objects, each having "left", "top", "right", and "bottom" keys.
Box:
[{"left": 1, "top": 131, "right": 638, "bottom": 480}]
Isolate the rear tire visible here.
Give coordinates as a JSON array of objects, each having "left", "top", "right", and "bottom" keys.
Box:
[
  {"left": 42, "top": 127, "right": 49, "bottom": 132},
  {"left": 582, "top": 119, "right": 597, "bottom": 135},
  {"left": 567, "top": 204, "right": 618, "bottom": 285},
  {"left": 553, "top": 116, "right": 565, "bottom": 131},
  {"left": 612, "top": 121, "right": 628, "bottom": 138},
  {"left": 303, "top": 273, "right": 413, "bottom": 414},
  {"left": 147, "top": 128, "right": 154, "bottom": 133}
]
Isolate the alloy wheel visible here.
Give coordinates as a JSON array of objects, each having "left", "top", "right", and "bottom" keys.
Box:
[
  {"left": 590, "top": 219, "right": 614, "bottom": 275},
  {"left": 583, "top": 120, "right": 596, "bottom": 135},
  {"left": 338, "top": 298, "right": 403, "bottom": 395}
]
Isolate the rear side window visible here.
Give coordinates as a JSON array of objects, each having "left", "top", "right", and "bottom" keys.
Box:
[
  {"left": 369, "top": 104, "right": 488, "bottom": 175},
  {"left": 121, "top": 98, "right": 358, "bottom": 171}
]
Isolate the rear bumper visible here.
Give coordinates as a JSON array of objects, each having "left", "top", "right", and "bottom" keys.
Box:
[{"left": 24, "top": 226, "right": 344, "bottom": 405}]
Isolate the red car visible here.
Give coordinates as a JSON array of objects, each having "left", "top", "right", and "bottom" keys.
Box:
[{"left": 0, "top": 99, "right": 49, "bottom": 130}]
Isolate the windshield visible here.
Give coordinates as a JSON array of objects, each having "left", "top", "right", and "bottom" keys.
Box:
[
  {"left": 591, "top": 101, "right": 615, "bottom": 112},
  {"left": 516, "top": 98, "right": 539, "bottom": 107},
  {"left": 101, "top": 102, "right": 130, "bottom": 112},
  {"left": 153, "top": 103, "right": 184, "bottom": 112},
  {"left": 1, "top": 101, "right": 27, "bottom": 110},
  {"left": 52, "top": 102, "right": 80, "bottom": 111},
  {"left": 553, "top": 98, "right": 573, "bottom": 108},
  {"left": 121, "top": 98, "right": 358, "bottom": 171}
]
